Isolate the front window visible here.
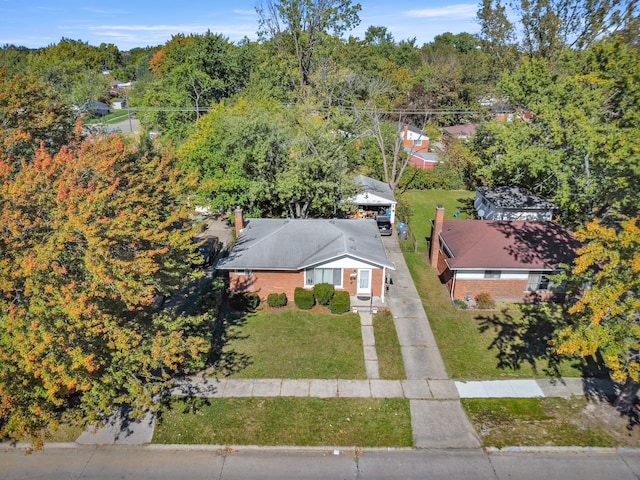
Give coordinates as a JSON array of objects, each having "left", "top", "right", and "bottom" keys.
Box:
[
  {"left": 526, "top": 272, "right": 552, "bottom": 291},
  {"left": 484, "top": 270, "right": 501, "bottom": 279},
  {"left": 305, "top": 268, "right": 342, "bottom": 287}
]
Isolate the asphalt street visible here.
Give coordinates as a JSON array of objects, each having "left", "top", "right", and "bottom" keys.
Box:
[{"left": 2, "top": 445, "right": 640, "bottom": 479}]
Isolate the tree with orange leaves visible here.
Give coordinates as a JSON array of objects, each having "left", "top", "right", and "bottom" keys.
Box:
[
  {"left": 0, "top": 133, "right": 210, "bottom": 445},
  {"left": 0, "top": 67, "right": 75, "bottom": 165},
  {"left": 555, "top": 217, "right": 640, "bottom": 413}
]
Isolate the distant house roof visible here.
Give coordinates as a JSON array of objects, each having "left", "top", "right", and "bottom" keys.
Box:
[
  {"left": 477, "top": 186, "right": 557, "bottom": 211},
  {"left": 398, "top": 122, "right": 424, "bottom": 135},
  {"left": 406, "top": 150, "right": 441, "bottom": 163},
  {"left": 217, "top": 218, "right": 395, "bottom": 271},
  {"left": 353, "top": 175, "right": 396, "bottom": 204},
  {"left": 440, "top": 220, "right": 579, "bottom": 270},
  {"left": 442, "top": 124, "right": 477, "bottom": 137}
]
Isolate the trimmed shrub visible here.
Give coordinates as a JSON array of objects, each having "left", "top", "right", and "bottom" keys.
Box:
[
  {"left": 294, "top": 287, "right": 315, "bottom": 310},
  {"left": 313, "top": 283, "right": 335, "bottom": 305},
  {"left": 267, "top": 292, "right": 288, "bottom": 308},
  {"left": 475, "top": 292, "right": 496, "bottom": 309},
  {"left": 329, "top": 290, "right": 350, "bottom": 314},
  {"left": 229, "top": 292, "right": 260, "bottom": 311},
  {"left": 453, "top": 299, "right": 468, "bottom": 309}
]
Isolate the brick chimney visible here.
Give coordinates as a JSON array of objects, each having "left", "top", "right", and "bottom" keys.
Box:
[
  {"left": 234, "top": 206, "right": 244, "bottom": 239},
  {"left": 429, "top": 205, "right": 445, "bottom": 269}
]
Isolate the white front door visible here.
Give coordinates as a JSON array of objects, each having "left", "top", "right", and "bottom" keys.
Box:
[{"left": 357, "top": 269, "right": 371, "bottom": 296}]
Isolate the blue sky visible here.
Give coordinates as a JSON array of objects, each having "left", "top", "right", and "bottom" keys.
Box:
[{"left": 0, "top": 1, "right": 481, "bottom": 50}]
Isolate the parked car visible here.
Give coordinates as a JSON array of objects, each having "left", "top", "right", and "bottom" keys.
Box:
[
  {"left": 376, "top": 215, "right": 392, "bottom": 236},
  {"left": 193, "top": 236, "right": 219, "bottom": 268}
]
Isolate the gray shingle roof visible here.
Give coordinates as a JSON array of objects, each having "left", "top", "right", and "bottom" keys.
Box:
[
  {"left": 353, "top": 175, "right": 396, "bottom": 203},
  {"left": 217, "top": 218, "right": 395, "bottom": 271},
  {"left": 477, "top": 186, "right": 557, "bottom": 210}
]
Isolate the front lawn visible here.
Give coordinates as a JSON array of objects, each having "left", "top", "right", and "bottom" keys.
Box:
[
  {"left": 405, "top": 252, "right": 583, "bottom": 379},
  {"left": 462, "top": 397, "right": 634, "bottom": 448},
  {"left": 209, "top": 308, "right": 366, "bottom": 379},
  {"left": 373, "top": 310, "right": 406, "bottom": 380},
  {"left": 153, "top": 396, "right": 412, "bottom": 447}
]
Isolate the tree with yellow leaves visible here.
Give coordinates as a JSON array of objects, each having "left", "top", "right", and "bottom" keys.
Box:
[
  {"left": 0, "top": 133, "right": 210, "bottom": 445},
  {"left": 555, "top": 217, "right": 640, "bottom": 413}
]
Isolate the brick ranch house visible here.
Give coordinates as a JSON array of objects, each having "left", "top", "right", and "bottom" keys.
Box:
[
  {"left": 216, "top": 209, "right": 395, "bottom": 302},
  {"left": 429, "top": 206, "right": 580, "bottom": 304}
]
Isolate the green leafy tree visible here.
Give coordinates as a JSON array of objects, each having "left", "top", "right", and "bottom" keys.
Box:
[
  {"left": 27, "top": 38, "right": 121, "bottom": 94},
  {"left": 0, "top": 134, "right": 209, "bottom": 445},
  {"left": 257, "top": 0, "right": 362, "bottom": 89},
  {"left": 133, "top": 32, "right": 251, "bottom": 142},
  {"left": 178, "top": 98, "right": 291, "bottom": 217},
  {"left": 472, "top": 43, "right": 639, "bottom": 227},
  {"left": 277, "top": 111, "right": 358, "bottom": 217},
  {"left": 514, "top": 0, "right": 638, "bottom": 59}
]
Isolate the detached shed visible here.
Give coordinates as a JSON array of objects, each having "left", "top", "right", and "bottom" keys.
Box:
[{"left": 475, "top": 186, "right": 557, "bottom": 221}]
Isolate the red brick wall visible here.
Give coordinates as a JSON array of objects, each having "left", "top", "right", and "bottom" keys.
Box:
[
  {"left": 229, "top": 268, "right": 385, "bottom": 300},
  {"left": 452, "top": 278, "right": 528, "bottom": 303}
]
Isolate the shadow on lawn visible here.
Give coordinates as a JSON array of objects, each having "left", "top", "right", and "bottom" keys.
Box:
[
  {"left": 456, "top": 196, "right": 477, "bottom": 218},
  {"left": 474, "top": 300, "right": 640, "bottom": 427},
  {"left": 474, "top": 297, "right": 610, "bottom": 382}
]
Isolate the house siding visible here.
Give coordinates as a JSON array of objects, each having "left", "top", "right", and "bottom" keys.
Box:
[
  {"left": 452, "top": 277, "right": 563, "bottom": 303},
  {"left": 452, "top": 277, "right": 528, "bottom": 303},
  {"left": 229, "top": 268, "right": 385, "bottom": 300}
]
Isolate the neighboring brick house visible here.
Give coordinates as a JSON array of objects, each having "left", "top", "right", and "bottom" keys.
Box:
[
  {"left": 216, "top": 209, "right": 395, "bottom": 302},
  {"left": 429, "top": 206, "right": 579, "bottom": 304},
  {"left": 475, "top": 186, "right": 557, "bottom": 221},
  {"left": 399, "top": 123, "right": 442, "bottom": 170}
]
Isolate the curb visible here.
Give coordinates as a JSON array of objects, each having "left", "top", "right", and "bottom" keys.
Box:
[{"left": 5, "top": 442, "right": 638, "bottom": 455}]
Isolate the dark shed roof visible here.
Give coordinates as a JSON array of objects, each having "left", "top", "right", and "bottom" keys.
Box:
[{"left": 477, "top": 186, "right": 557, "bottom": 211}]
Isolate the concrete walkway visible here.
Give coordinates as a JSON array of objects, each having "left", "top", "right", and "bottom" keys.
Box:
[{"left": 359, "top": 312, "right": 380, "bottom": 379}]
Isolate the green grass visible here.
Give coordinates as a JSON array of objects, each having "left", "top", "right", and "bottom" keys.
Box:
[
  {"left": 44, "top": 422, "right": 86, "bottom": 443},
  {"left": 153, "top": 396, "right": 412, "bottom": 447},
  {"left": 84, "top": 111, "right": 132, "bottom": 125},
  {"left": 210, "top": 308, "right": 366, "bottom": 379},
  {"left": 397, "top": 189, "right": 475, "bottom": 250},
  {"left": 405, "top": 252, "right": 582, "bottom": 379},
  {"left": 462, "top": 398, "right": 619, "bottom": 448},
  {"left": 373, "top": 310, "right": 406, "bottom": 380}
]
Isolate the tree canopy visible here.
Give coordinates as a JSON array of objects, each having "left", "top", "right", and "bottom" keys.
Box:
[{"left": 0, "top": 134, "right": 209, "bottom": 444}]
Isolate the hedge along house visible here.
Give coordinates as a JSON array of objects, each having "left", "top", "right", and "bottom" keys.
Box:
[
  {"left": 429, "top": 206, "right": 580, "bottom": 304},
  {"left": 216, "top": 208, "right": 395, "bottom": 303}
]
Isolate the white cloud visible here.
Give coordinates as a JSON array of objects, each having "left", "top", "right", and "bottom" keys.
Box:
[
  {"left": 233, "top": 9, "right": 256, "bottom": 16},
  {"left": 82, "top": 8, "right": 130, "bottom": 15},
  {"left": 406, "top": 4, "right": 477, "bottom": 19}
]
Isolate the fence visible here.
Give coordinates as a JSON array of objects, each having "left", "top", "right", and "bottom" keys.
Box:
[{"left": 398, "top": 221, "right": 429, "bottom": 254}]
